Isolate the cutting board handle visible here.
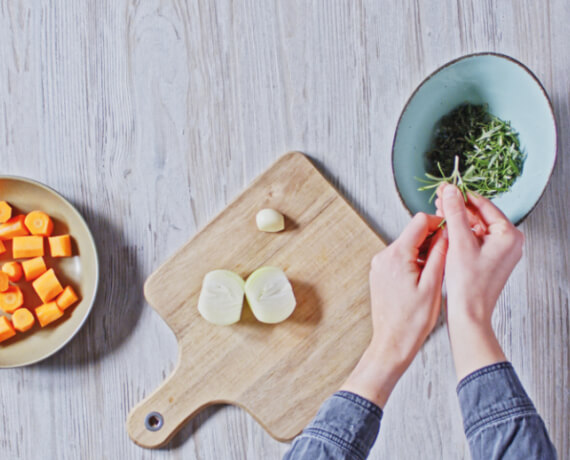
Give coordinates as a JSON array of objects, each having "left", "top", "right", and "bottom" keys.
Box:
[{"left": 126, "top": 363, "right": 213, "bottom": 448}]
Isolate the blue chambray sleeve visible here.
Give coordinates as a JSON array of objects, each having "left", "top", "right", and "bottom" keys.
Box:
[
  {"left": 283, "top": 391, "right": 382, "bottom": 460},
  {"left": 457, "top": 362, "right": 557, "bottom": 460}
]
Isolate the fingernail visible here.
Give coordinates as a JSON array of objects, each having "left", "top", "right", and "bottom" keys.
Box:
[{"left": 443, "top": 186, "right": 458, "bottom": 198}]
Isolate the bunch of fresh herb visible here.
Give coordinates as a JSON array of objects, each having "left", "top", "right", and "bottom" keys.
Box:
[{"left": 416, "top": 103, "right": 525, "bottom": 203}]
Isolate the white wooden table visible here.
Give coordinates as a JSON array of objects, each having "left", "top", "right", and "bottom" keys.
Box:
[{"left": 1, "top": 1, "right": 568, "bottom": 459}]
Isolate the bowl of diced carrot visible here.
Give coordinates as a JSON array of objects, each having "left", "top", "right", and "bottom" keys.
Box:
[{"left": 0, "top": 177, "right": 99, "bottom": 367}]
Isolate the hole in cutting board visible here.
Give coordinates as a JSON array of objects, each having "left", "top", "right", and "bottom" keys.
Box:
[{"left": 145, "top": 412, "right": 164, "bottom": 431}]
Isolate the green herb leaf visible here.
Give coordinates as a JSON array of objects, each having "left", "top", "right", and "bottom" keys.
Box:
[{"left": 417, "top": 103, "right": 525, "bottom": 200}]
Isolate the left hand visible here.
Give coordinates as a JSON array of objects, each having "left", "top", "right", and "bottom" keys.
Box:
[{"left": 341, "top": 212, "right": 448, "bottom": 407}]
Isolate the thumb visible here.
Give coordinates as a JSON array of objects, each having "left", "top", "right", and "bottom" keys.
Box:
[{"left": 441, "top": 185, "right": 474, "bottom": 245}]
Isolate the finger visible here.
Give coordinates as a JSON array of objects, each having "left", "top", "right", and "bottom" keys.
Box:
[
  {"left": 441, "top": 185, "right": 476, "bottom": 245},
  {"left": 436, "top": 182, "right": 447, "bottom": 199},
  {"left": 419, "top": 229, "right": 448, "bottom": 291},
  {"left": 397, "top": 213, "right": 444, "bottom": 252},
  {"left": 439, "top": 194, "right": 485, "bottom": 234},
  {"left": 438, "top": 185, "right": 486, "bottom": 235},
  {"left": 435, "top": 197, "right": 445, "bottom": 218},
  {"left": 465, "top": 204, "right": 487, "bottom": 236},
  {"left": 472, "top": 222, "right": 486, "bottom": 237},
  {"left": 467, "top": 193, "right": 510, "bottom": 228}
]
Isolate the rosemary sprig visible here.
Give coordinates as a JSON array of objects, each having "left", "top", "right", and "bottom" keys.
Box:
[
  {"left": 415, "top": 156, "right": 468, "bottom": 229},
  {"left": 417, "top": 103, "right": 525, "bottom": 201},
  {"left": 416, "top": 155, "right": 469, "bottom": 203}
]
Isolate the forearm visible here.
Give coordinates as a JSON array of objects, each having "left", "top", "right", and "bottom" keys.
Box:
[
  {"left": 283, "top": 341, "right": 402, "bottom": 460},
  {"left": 448, "top": 313, "right": 506, "bottom": 382},
  {"left": 457, "top": 362, "right": 557, "bottom": 459},
  {"left": 448, "top": 303, "right": 555, "bottom": 458},
  {"left": 283, "top": 391, "right": 382, "bottom": 460},
  {"left": 339, "top": 341, "right": 406, "bottom": 408}
]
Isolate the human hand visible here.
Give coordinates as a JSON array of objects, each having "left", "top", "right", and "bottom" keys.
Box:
[
  {"left": 434, "top": 193, "right": 487, "bottom": 237},
  {"left": 341, "top": 213, "right": 447, "bottom": 407},
  {"left": 436, "top": 183, "right": 524, "bottom": 380}
]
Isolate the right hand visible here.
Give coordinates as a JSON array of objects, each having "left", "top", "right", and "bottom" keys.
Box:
[
  {"left": 341, "top": 212, "right": 447, "bottom": 407},
  {"left": 436, "top": 183, "right": 524, "bottom": 380}
]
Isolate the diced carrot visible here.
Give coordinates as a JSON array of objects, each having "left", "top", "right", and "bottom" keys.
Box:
[
  {"left": 21, "top": 256, "right": 47, "bottom": 282},
  {"left": 56, "top": 286, "right": 79, "bottom": 310},
  {"left": 0, "top": 201, "right": 12, "bottom": 224},
  {"left": 0, "top": 316, "right": 16, "bottom": 343},
  {"left": 0, "top": 285, "right": 24, "bottom": 313},
  {"left": 48, "top": 235, "right": 72, "bottom": 257},
  {"left": 2, "top": 261, "right": 23, "bottom": 282},
  {"left": 0, "top": 240, "right": 6, "bottom": 255},
  {"left": 32, "top": 268, "right": 63, "bottom": 303},
  {"left": 0, "top": 215, "right": 29, "bottom": 239},
  {"left": 12, "top": 235, "right": 44, "bottom": 259},
  {"left": 0, "top": 272, "right": 8, "bottom": 292},
  {"left": 24, "top": 211, "right": 54, "bottom": 237},
  {"left": 35, "top": 302, "right": 63, "bottom": 327},
  {"left": 12, "top": 308, "right": 35, "bottom": 332}
]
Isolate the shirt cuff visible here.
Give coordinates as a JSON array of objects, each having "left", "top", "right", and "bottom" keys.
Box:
[
  {"left": 457, "top": 362, "right": 537, "bottom": 439},
  {"left": 300, "top": 391, "right": 383, "bottom": 460}
]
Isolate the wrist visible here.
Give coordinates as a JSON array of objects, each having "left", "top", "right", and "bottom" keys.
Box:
[
  {"left": 340, "top": 340, "right": 407, "bottom": 408},
  {"left": 446, "top": 314, "right": 506, "bottom": 382},
  {"left": 446, "top": 298, "right": 493, "bottom": 332}
]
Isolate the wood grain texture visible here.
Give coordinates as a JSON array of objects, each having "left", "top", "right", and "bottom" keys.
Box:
[
  {"left": 127, "top": 152, "right": 385, "bottom": 447},
  {"left": 0, "top": 0, "right": 568, "bottom": 459}
]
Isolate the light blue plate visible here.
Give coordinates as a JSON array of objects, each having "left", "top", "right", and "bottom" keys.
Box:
[{"left": 392, "top": 53, "right": 557, "bottom": 224}]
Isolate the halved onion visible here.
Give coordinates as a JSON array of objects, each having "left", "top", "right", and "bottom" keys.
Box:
[
  {"left": 198, "top": 270, "right": 245, "bottom": 326},
  {"left": 245, "top": 267, "right": 296, "bottom": 323}
]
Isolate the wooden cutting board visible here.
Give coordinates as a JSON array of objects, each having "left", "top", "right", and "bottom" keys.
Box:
[{"left": 126, "top": 152, "right": 386, "bottom": 448}]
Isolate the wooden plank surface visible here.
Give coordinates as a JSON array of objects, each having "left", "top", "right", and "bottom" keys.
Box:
[
  {"left": 0, "top": 1, "right": 568, "bottom": 459},
  {"left": 127, "top": 152, "right": 385, "bottom": 447}
]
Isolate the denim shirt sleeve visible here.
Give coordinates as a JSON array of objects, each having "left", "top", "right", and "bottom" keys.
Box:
[
  {"left": 457, "top": 362, "right": 557, "bottom": 460},
  {"left": 283, "top": 391, "right": 382, "bottom": 460}
]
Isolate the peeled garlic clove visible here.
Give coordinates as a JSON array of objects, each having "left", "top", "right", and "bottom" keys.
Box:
[
  {"left": 198, "top": 270, "right": 245, "bottom": 326},
  {"left": 256, "top": 208, "right": 285, "bottom": 232},
  {"left": 245, "top": 267, "right": 296, "bottom": 323}
]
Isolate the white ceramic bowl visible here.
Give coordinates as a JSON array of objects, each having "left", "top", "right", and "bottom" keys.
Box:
[{"left": 0, "top": 177, "right": 99, "bottom": 367}]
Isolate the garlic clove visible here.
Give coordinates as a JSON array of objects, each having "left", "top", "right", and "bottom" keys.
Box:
[{"left": 256, "top": 209, "right": 285, "bottom": 232}]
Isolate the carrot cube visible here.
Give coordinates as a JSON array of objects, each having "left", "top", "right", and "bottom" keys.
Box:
[
  {"left": 12, "top": 235, "right": 44, "bottom": 259},
  {"left": 24, "top": 211, "right": 54, "bottom": 237},
  {"left": 2, "top": 261, "right": 23, "bottom": 282},
  {"left": 0, "top": 316, "right": 16, "bottom": 343},
  {"left": 56, "top": 286, "right": 79, "bottom": 310},
  {"left": 48, "top": 235, "right": 72, "bottom": 258},
  {"left": 0, "top": 285, "right": 24, "bottom": 313},
  {"left": 0, "top": 240, "right": 6, "bottom": 255},
  {"left": 0, "top": 215, "right": 29, "bottom": 239},
  {"left": 35, "top": 302, "right": 63, "bottom": 327},
  {"left": 0, "top": 272, "right": 8, "bottom": 292},
  {"left": 0, "top": 201, "right": 12, "bottom": 224},
  {"left": 32, "top": 268, "right": 63, "bottom": 303},
  {"left": 12, "top": 308, "right": 35, "bottom": 332},
  {"left": 21, "top": 256, "right": 47, "bottom": 282}
]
